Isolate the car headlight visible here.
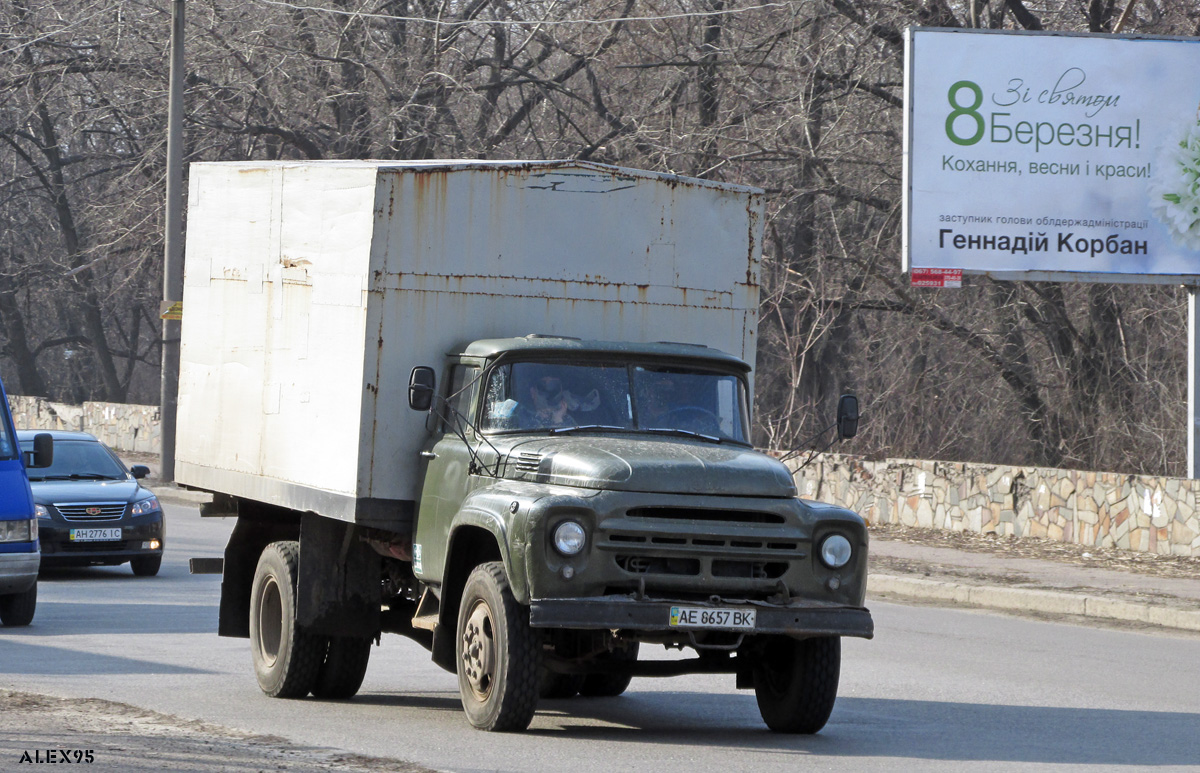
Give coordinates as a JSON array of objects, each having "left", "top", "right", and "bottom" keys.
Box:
[
  {"left": 130, "top": 496, "right": 161, "bottom": 516},
  {"left": 552, "top": 520, "right": 586, "bottom": 556},
  {"left": 0, "top": 519, "right": 35, "bottom": 543},
  {"left": 819, "top": 534, "right": 852, "bottom": 569},
  {"left": 35, "top": 504, "right": 50, "bottom": 519}
]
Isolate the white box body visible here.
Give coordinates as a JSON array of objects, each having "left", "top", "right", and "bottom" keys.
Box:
[{"left": 176, "top": 160, "right": 764, "bottom": 529}]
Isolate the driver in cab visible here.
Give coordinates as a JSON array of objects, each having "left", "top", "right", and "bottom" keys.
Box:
[
  {"left": 524, "top": 376, "right": 575, "bottom": 428},
  {"left": 639, "top": 372, "right": 686, "bottom": 429}
]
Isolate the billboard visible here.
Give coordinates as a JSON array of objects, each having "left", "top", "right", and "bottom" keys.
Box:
[{"left": 904, "top": 28, "right": 1200, "bottom": 284}]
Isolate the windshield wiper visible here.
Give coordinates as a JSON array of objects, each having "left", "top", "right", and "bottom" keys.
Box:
[
  {"left": 35, "top": 473, "right": 123, "bottom": 481},
  {"left": 550, "top": 424, "right": 631, "bottom": 435},
  {"left": 643, "top": 427, "right": 724, "bottom": 444}
]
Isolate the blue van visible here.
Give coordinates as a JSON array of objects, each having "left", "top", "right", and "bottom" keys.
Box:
[{"left": 0, "top": 376, "right": 52, "bottom": 626}]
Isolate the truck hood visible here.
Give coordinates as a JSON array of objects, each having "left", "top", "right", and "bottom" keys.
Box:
[{"left": 500, "top": 435, "right": 796, "bottom": 497}]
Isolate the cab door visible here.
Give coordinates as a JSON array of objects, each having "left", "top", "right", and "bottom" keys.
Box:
[{"left": 413, "top": 362, "right": 480, "bottom": 583}]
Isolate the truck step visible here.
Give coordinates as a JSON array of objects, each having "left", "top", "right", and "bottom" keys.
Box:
[
  {"left": 410, "top": 588, "right": 440, "bottom": 630},
  {"left": 410, "top": 614, "right": 439, "bottom": 631}
]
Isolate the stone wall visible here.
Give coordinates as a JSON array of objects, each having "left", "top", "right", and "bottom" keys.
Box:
[
  {"left": 7, "top": 395, "right": 160, "bottom": 455},
  {"left": 789, "top": 453, "right": 1200, "bottom": 557},
  {"left": 9, "top": 394, "right": 1198, "bottom": 556}
]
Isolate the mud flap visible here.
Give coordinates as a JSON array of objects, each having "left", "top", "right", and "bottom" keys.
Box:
[{"left": 297, "top": 513, "right": 381, "bottom": 637}]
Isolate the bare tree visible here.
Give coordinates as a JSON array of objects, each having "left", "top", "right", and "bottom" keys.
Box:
[{"left": 0, "top": 0, "right": 1195, "bottom": 477}]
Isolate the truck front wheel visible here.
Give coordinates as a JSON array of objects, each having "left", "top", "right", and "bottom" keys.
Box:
[
  {"left": 0, "top": 583, "right": 36, "bottom": 627},
  {"left": 249, "top": 541, "right": 327, "bottom": 698},
  {"left": 752, "top": 635, "right": 840, "bottom": 734},
  {"left": 456, "top": 562, "right": 541, "bottom": 731}
]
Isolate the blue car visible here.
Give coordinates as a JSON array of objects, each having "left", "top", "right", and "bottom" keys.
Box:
[
  {"left": 0, "top": 378, "right": 51, "bottom": 626},
  {"left": 19, "top": 431, "right": 164, "bottom": 577}
]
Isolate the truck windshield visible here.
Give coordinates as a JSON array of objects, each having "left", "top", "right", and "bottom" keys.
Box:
[{"left": 480, "top": 361, "right": 750, "bottom": 443}]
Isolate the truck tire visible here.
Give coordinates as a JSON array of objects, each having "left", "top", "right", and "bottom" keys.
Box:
[
  {"left": 456, "top": 561, "right": 541, "bottom": 731},
  {"left": 0, "top": 583, "right": 36, "bottom": 627},
  {"left": 752, "top": 635, "right": 840, "bottom": 734},
  {"left": 312, "top": 635, "right": 372, "bottom": 699},
  {"left": 579, "top": 641, "right": 639, "bottom": 697},
  {"left": 249, "top": 541, "right": 327, "bottom": 698},
  {"left": 130, "top": 555, "right": 162, "bottom": 577}
]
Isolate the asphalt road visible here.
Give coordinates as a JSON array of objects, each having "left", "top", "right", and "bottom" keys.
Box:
[{"left": 3, "top": 502, "right": 1200, "bottom": 772}]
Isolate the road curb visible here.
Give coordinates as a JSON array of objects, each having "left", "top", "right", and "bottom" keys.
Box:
[{"left": 869, "top": 573, "right": 1200, "bottom": 633}]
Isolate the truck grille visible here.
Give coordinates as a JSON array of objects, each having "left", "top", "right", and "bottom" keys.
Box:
[
  {"left": 625, "top": 507, "right": 785, "bottom": 525},
  {"left": 598, "top": 506, "right": 806, "bottom": 591},
  {"left": 614, "top": 555, "right": 788, "bottom": 579},
  {"left": 55, "top": 503, "right": 127, "bottom": 522},
  {"left": 606, "top": 533, "right": 799, "bottom": 552}
]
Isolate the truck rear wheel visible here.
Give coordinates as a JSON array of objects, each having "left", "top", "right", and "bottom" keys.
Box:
[
  {"left": 0, "top": 583, "right": 36, "bottom": 627},
  {"left": 249, "top": 541, "right": 327, "bottom": 698},
  {"left": 752, "top": 635, "right": 840, "bottom": 734},
  {"left": 539, "top": 671, "right": 583, "bottom": 699},
  {"left": 579, "top": 641, "right": 639, "bottom": 697},
  {"left": 313, "top": 635, "right": 372, "bottom": 699},
  {"left": 456, "top": 562, "right": 541, "bottom": 731}
]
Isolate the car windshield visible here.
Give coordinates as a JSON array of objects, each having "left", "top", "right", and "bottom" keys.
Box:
[
  {"left": 20, "top": 439, "right": 127, "bottom": 481},
  {"left": 479, "top": 361, "right": 750, "bottom": 443}
]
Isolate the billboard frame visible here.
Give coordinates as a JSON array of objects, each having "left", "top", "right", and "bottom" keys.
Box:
[{"left": 903, "top": 26, "right": 1200, "bottom": 287}]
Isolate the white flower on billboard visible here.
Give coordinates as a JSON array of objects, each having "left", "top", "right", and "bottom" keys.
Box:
[{"left": 1149, "top": 119, "right": 1200, "bottom": 250}]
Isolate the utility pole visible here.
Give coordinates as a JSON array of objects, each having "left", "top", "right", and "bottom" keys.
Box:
[{"left": 160, "top": 0, "right": 184, "bottom": 482}]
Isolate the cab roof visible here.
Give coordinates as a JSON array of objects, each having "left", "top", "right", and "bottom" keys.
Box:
[{"left": 455, "top": 335, "right": 751, "bottom": 371}]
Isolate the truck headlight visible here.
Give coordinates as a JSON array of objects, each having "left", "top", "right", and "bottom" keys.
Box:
[
  {"left": 552, "top": 520, "right": 586, "bottom": 556},
  {"left": 0, "top": 519, "right": 35, "bottom": 543},
  {"left": 35, "top": 504, "right": 50, "bottom": 519},
  {"left": 818, "top": 534, "right": 852, "bottom": 569}
]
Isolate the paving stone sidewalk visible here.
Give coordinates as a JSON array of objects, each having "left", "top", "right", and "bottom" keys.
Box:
[{"left": 870, "top": 537, "right": 1200, "bottom": 633}]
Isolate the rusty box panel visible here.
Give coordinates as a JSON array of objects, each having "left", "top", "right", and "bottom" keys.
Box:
[{"left": 176, "top": 160, "right": 764, "bottom": 526}]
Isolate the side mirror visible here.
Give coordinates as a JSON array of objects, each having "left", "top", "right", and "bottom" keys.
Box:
[
  {"left": 408, "top": 366, "right": 437, "bottom": 412},
  {"left": 25, "top": 433, "right": 53, "bottom": 469},
  {"left": 836, "top": 394, "right": 859, "bottom": 440},
  {"left": 130, "top": 465, "right": 151, "bottom": 479}
]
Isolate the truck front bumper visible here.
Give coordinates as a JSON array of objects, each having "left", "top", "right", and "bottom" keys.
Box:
[{"left": 529, "top": 594, "right": 874, "bottom": 639}]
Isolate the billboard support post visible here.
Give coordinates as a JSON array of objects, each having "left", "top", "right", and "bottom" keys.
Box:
[{"left": 1190, "top": 289, "right": 1199, "bottom": 479}]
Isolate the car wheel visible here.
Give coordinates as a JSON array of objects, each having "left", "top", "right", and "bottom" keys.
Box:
[
  {"left": 312, "top": 635, "right": 373, "bottom": 699},
  {"left": 130, "top": 555, "right": 162, "bottom": 577},
  {"left": 752, "top": 635, "right": 840, "bottom": 734},
  {"left": 456, "top": 561, "right": 541, "bottom": 731},
  {"left": 249, "top": 541, "right": 328, "bottom": 698},
  {"left": 0, "top": 583, "right": 37, "bottom": 627},
  {"left": 579, "top": 641, "right": 639, "bottom": 697}
]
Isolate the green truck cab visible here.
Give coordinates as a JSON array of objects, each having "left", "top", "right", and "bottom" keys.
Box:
[{"left": 405, "top": 336, "right": 871, "bottom": 732}]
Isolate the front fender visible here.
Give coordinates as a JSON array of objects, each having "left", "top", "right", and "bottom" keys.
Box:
[
  {"left": 445, "top": 488, "right": 524, "bottom": 602},
  {"left": 443, "top": 482, "right": 599, "bottom": 606}
]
